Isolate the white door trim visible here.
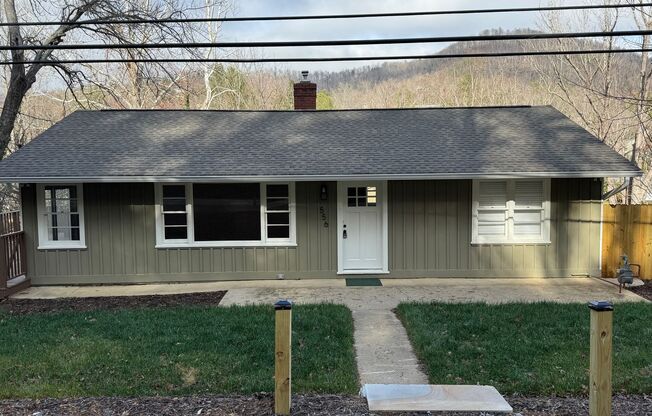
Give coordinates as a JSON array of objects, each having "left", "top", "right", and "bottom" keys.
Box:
[{"left": 337, "top": 181, "right": 389, "bottom": 275}]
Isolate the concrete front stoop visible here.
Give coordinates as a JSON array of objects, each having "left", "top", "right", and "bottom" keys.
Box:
[{"left": 361, "top": 384, "right": 513, "bottom": 413}]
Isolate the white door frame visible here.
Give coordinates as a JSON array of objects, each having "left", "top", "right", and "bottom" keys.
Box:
[{"left": 336, "top": 180, "right": 389, "bottom": 274}]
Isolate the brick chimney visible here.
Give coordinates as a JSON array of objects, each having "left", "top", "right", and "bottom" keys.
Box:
[{"left": 293, "top": 70, "right": 316, "bottom": 110}]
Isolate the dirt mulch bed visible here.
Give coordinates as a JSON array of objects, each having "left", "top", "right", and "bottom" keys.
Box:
[
  {"left": 0, "top": 291, "right": 226, "bottom": 315},
  {"left": 1, "top": 394, "right": 650, "bottom": 416},
  {"left": 630, "top": 279, "right": 652, "bottom": 301},
  {"left": 0, "top": 394, "right": 365, "bottom": 416},
  {"left": 506, "top": 395, "right": 652, "bottom": 415}
]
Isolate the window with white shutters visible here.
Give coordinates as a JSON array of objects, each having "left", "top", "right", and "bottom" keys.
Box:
[{"left": 472, "top": 179, "right": 550, "bottom": 244}]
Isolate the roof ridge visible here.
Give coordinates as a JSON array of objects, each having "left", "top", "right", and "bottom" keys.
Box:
[{"left": 86, "top": 105, "right": 537, "bottom": 113}]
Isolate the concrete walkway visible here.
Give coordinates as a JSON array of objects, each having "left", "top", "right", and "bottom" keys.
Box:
[
  {"left": 351, "top": 307, "right": 428, "bottom": 384},
  {"left": 217, "top": 277, "right": 646, "bottom": 307},
  {"left": 10, "top": 278, "right": 346, "bottom": 299},
  {"left": 14, "top": 277, "right": 646, "bottom": 304},
  {"left": 13, "top": 277, "right": 647, "bottom": 386}
]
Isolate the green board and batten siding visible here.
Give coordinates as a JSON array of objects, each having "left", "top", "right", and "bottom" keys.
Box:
[
  {"left": 21, "top": 179, "right": 602, "bottom": 284},
  {"left": 388, "top": 179, "right": 602, "bottom": 278},
  {"left": 22, "top": 182, "right": 338, "bottom": 284}
]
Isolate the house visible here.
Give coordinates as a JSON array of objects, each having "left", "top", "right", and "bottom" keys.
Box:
[{"left": 0, "top": 77, "right": 642, "bottom": 285}]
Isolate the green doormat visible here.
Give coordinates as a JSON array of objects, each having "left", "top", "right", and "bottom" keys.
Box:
[{"left": 346, "top": 278, "right": 383, "bottom": 287}]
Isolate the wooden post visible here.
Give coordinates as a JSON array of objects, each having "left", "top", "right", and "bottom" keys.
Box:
[
  {"left": 274, "top": 299, "right": 292, "bottom": 415},
  {"left": 588, "top": 301, "right": 614, "bottom": 416}
]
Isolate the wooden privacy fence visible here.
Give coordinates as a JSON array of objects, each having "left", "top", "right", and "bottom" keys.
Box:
[
  {"left": 602, "top": 204, "right": 652, "bottom": 280},
  {"left": 0, "top": 211, "right": 27, "bottom": 297}
]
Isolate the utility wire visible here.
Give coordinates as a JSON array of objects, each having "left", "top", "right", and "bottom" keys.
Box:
[
  {"left": 0, "top": 2, "right": 648, "bottom": 27},
  {"left": 2, "top": 30, "right": 651, "bottom": 51},
  {"left": 4, "top": 48, "right": 650, "bottom": 65}
]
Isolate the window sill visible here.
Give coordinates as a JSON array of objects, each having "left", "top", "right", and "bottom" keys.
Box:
[
  {"left": 471, "top": 240, "right": 551, "bottom": 246},
  {"left": 38, "top": 244, "right": 87, "bottom": 250},
  {"left": 155, "top": 242, "right": 298, "bottom": 249}
]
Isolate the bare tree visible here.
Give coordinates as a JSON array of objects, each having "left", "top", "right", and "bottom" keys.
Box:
[
  {"left": 200, "top": 0, "right": 232, "bottom": 109},
  {"left": 0, "top": 0, "right": 204, "bottom": 157},
  {"left": 532, "top": 1, "right": 652, "bottom": 203},
  {"left": 533, "top": 3, "right": 624, "bottom": 145},
  {"left": 627, "top": 0, "right": 652, "bottom": 203}
]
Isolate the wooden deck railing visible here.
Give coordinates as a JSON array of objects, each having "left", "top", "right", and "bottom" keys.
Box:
[
  {"left": 2, "top": 230, "right": 26, "bottom": 280},
  {"left": 0, "top": 211, "right": 21, "bottom": 235},
  {"left": 0, "top": 211, "right": 28, "bottom": 297}
]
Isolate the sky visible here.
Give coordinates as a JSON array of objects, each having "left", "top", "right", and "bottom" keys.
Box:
[
  {"left": 28, "top": 0, "right": 642, "bottom": 92},
  {"left": 216, "top": 0, "right": 579, "bottom": 72}
]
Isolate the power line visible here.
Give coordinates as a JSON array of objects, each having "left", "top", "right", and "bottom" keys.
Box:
[
  {"left": 3, "top": 48, "right": 650, "bottom": 65},
  {"left": 2, "top": 30, "right": 651, "bottom": 51},
  {"left": 0, "top": 3, "right": 648, "bottom": 27}
]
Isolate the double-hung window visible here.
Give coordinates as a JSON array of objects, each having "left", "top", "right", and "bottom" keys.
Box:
[
  {"left": 36, "top": 184, "right": 86, "bottom": 249},
  {"left": 264, "top": 184, "right": 292, "bottom": 241},
  {"left": 155, "top": 183, "right": 296, "bottom": 247},
  {"left": 160, "top": 184, "right": 191, "bottom": 241},
  {"left": 472, "top": 179, "right": 550, "bottom": 244}
]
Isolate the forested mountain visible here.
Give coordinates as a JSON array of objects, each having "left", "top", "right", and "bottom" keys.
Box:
[{"left": 310, "top": 28, "right": 544, "bottom": 90}]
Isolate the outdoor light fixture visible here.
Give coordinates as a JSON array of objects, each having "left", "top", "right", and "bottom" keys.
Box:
[{"left": 320, "top": 184, "right": 328, "bottom": 201}]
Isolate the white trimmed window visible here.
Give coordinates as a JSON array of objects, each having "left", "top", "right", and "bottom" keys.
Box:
[
  {"left": 36, "top": 184, "right": 86, "bottom": 249},
  {"left": 155, "top": 183, "right": 296, "bottom": 247},
  {"left": 264, "top": 184, "right": 292, "bottom": 241},
  {"left": 160, "top": 184, "right": 192, "bottom": 242},
  {"left": 472, "top": 179, "right": 550, "bottom": 244}
]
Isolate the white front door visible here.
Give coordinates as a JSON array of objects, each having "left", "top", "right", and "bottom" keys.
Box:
[{"left": 337, "top": 181, "right": 388, "bottom": 274}]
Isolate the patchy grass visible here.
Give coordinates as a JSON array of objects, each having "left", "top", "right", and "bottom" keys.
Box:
[
  {"left": 0, "top": 304, "right": 358, "bottom": 398},
  {"left": 396, "top": 302, "right": 652, "bottom": 395}
]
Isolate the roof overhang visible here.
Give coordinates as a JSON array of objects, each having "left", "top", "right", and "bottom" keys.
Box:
[{"left": 1, "top": 171, "right": 643, "bottom": 183}]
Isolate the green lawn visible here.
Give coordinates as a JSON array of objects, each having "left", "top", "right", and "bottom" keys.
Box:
[
  {"left": 396, "top": 302, "right": 652, "bottom": 395},
  {"left": 0, "top": 304, "right": 358, "bottom": 398}
]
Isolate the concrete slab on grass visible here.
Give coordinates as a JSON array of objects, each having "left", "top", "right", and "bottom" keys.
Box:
[{"left": 362, "top": 384, "right": 513, "bottom": 413}]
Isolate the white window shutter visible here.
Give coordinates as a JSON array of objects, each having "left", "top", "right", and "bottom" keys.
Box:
[
  {"left": 513, "top": 180, "right": 544, "bottom": 237},
  {"left": 478, "top": 181, "right": 507, "bottom": 208},
  {"left": 477, "top": 181, "right": 508, "bottom": 237},
  {"left": 514, "top": 180, "right": 543, "bottom": 208}
]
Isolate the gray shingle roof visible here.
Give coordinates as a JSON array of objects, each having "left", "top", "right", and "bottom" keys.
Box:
[{"left": 0, "top": 106, "right": 641, "bottom": 181}]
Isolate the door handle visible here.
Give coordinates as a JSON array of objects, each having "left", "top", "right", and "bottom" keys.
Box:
[{"left": 343, "top": 225, "right": 347, "bottom": 239}]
